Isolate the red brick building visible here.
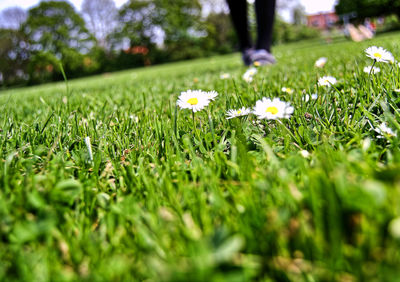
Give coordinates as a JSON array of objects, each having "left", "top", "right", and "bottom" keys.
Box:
[{"left": 307, "top": 12, "right": 339, "bottom": 30}]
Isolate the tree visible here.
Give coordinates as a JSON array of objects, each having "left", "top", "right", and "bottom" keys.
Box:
[
  {"left": 81, "top": 0, "right": 117, "bottom": 50},
  {"left": 22, "top": 1, "right": 96, "bottom": 78},
  {"left": 116, "top": 0, "right": 159, "bottom": 48},
  {"left": 276, "top": 0, "right": 297, "bottom": 16},
  {"left": 153, "top": 0, "right": 206, "bottom": 60},
  {"left": 23, "top": 1, "right": 94, "bottom": 56},
  {"left": 0, "top": 7, "right": 27, "bottom": 30},
  {"left": 200, "top": 0, "right": 229, "bottom": 15},
  {"left": 155, "top": 0, "right": 202, "bottom": 44},
  {"left": 204, "top": 12, "right": 236, "bottom": 53},
  {"left": 292, "top": 4, "right": 306, "bottom": 25},
  {"left": 0, "top": 28, "right": 30, "bottom": 86},
  {"left": 335, "top": 0, "right": 400, "bottom": 20},
  {"left": 27, "top": 51, "right": 60, "bottom": 84}
]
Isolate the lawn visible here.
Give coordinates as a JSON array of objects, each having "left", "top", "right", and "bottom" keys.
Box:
[{"left": 1, "top": 32, "right": 400, "bottom": 281}]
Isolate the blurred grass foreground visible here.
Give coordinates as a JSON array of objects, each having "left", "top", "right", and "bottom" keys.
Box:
[{"left": 1, "top": 31, "right": 400, "bottom": 280}]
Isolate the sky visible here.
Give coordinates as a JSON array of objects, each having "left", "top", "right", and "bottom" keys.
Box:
[
  {"left": 0, "top": 0, "right": 127, "bottom": 11},
  {"left": 0, "top": 0, "right": 337, "bottom": 14},
  {"left": 300, "top": 0, "right": 337, "bottom": 14}
]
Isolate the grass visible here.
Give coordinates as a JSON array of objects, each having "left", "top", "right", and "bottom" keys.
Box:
[{"left": 1, "top": 32, "right": 400, "bottom": 281}]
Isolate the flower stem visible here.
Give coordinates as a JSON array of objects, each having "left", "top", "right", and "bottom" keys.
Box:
[
  {"left": 208, "top": 110, "right": 216, "bottom": 146},
  {"left": 369, "top": 59, "right": 376, "bottom": 77},
  {"left": 192, "top": 111, "right": 196, "bottom": 133}
]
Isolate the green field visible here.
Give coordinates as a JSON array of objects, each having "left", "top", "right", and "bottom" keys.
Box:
[{"left": 1, "top": 32, "right": 400, "bottom": 281}]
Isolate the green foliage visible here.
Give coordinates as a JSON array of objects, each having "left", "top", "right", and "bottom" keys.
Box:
[
  {"left": 335, "top": 0, "right": 400, "bottom": 19},
  {"left": 61, "top": 48, "right": 101, "bottom": 78},
  {"left": 22, "top": 1, "right": 95, "bottom": 58},
  {"left": 115, "top": 0, "right": 157, "bottom": 47},
  {"left": 203, "top": 12, "right": 237, "bottom": 54},
  {"left": 273, "top": 18, "right": 321, "bottom": 45},
  {"left": 27, "top": 51, "right": 60, "bottom": 84},
  {"left": 155, "top": 0, "right": 202, "bottom": 44},
  {"left": 377, "top": 14, "right": 400, "bottom": 33},
  {"left": 0, "top": 29, "right": 30, "bottom": 87},
  {"left": 20, "top": 1, "right": 100, "bottom": 84},
  {"left": 1, "top": 33, "right": 400, "bottom": 281},
  {"left": 81, "top": 0, "right": 117, "bottom": 50}
]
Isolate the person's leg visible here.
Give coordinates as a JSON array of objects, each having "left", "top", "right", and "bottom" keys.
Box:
[
  {"left": 255, "top": 0, "right": 276, "bottom": 52},
  {"left": 226, "top": 0, "right": 252, "bottom": 51}
]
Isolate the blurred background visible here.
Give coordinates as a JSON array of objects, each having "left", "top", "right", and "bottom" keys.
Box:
[{"left": 0, "top": 0, "right": 398, "bottom": 88}]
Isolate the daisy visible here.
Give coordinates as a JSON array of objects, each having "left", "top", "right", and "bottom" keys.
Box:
[
  {"left": 226, "top": 107, "right": 251, "bottom": 119},
  {"left": 177, "top": 90, "right": 211, "bottom": 112},
  {"left": 206, "top": 90, "right": 218, "bottom": 101},
  {"left": 243, "top": 67, "right": 257, "bottom": 83},
  {"left": 389, "top": 217, "right": 400, "bottom": 239},
  {"left": 220, "top": 73, "right": 230, "bottom": 79},
  {"left": 388, "top": 54, "right": 395, "bottom": 64},
  {"left": 299, "top": 150, "right": 310, "bottom": 158},
  {"left": 302, "top": 93, "right": 318, "bottom": 102},
  {"left": 243, "top": 76, "right": 253, "bottom": 83},
  {"left": 318, "top": 76, "right": 337, "bottom": 87},
  {"left": 363, "top": 66, "right": 381, "bottom": 74},
  {"left": 281, "top": 87, "right": 294, "bottom": 94},
  {"left": 129, "top": 115, "right": 139, "bottom": 123},
  {"left": 374, "top": 123, "right": 397, "bottom": 138},
  {"left": 253, "top": 97, "right": 294, "bottom": 120},
  {"left": 365, "top": 46, "right": 394, "bottom": 63},
  {"left": 315, "top": 57, "right": 327, "bottom": 68}
]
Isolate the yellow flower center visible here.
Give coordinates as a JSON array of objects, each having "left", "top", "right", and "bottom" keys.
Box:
[
  {"left": 266, "top": 106, "right": 278, "bottom": 115},
  {"left": 237, "top": 110, "right": 241, "bottom": 114},
  {"left": 374, "top": 53, "right": 382, "bottom": 58},
  {"left": 187, "top": 98, "right": 198, "bottom": 105}
]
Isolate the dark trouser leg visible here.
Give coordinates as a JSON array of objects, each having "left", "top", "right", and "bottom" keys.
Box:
[
  {"left": 226, "top": 0, "right": 252, "bottom": 51},
  {"left": 255, "top": 0, "right": 276, "bottom": 52}
]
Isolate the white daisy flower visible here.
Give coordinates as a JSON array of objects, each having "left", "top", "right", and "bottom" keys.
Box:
[
  {"left": 244, "top": 76, "right": 253, "bottom": 83},
  {"left": 394, "top": 89, "right": 400, "bottom": 93},
  {"left": 177, "top": 90, "right": 211, "bottom": 112},
  {"left": 315, "top": 57, "right": 327, "bottom": 68},
  {"left": 253, "top": 97, "right": 294, "bottom": 120},
  {"left": 363, "top": 66, "right": 381, "bottom": 74},
  {"left": 220, "top": 73, "right": 231, "bottom": 79},
  {"left": 388, "top": 54, "right": 395, "bottom": 64},
  {"left": 374, "top": 123, "right": 397, "bottom": 138},
  {"left": 365, "top": 46, "right": 394, "bottom": 63},
  {"left": 281, "top": 87, "right": 294, "bottom": 94},
  {"left": 318, "top": 76, "right": 337, "bottom": 87},
  {"left": 299, "top": 150, "right": 310, "bottom": 158},
  {"left": 129, "top": 115, "right": 139, "bottom": 123},
  {"left": 242, "top": 67, "right": 257, "bottom": 83},
  {"left": 389, "top": 217, "right": 400, "bottom": 239},
  {"left": 302, "top": 93, "right": 318, "bottom": 102},
  {"left": 226, "top": 107, "right": 251, "bottom": 119},
  {"left": 206, "top": 90, "right": 218, "bottom": 101}
]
